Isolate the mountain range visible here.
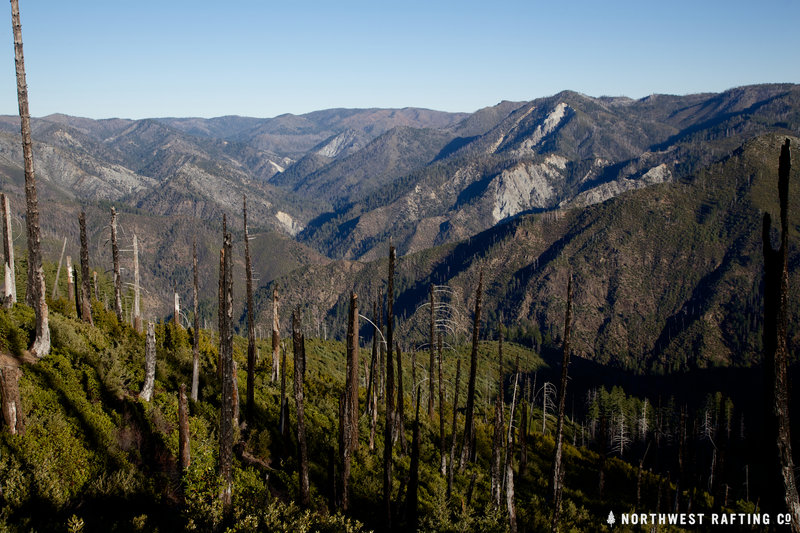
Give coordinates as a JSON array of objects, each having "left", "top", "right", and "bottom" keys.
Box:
[{"left": 0, "top": 83, "right": 798, "bottom": 369}]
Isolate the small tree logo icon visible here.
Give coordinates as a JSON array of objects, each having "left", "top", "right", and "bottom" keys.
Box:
[{"left": 607, "top": 511, "right": 616, "bottom": 527}]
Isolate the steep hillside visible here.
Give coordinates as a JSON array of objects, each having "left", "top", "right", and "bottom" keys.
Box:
[{"left": 259, "top": 134, "right": 800, "bottom": 371}]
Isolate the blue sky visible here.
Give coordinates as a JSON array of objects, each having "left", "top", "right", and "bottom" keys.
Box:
[{"left": 0, "top": 0, "right": 797, "bottom": 119}]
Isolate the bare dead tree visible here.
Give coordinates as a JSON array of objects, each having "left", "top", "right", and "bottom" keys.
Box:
[
  {"left": 111, "top": 207, "right": 123, "bottom": 321},
  {"left": 519, "top": 377, "right": 529, "bottom": 477},
  {"left": 1, "top": 194, "right": 16, "bottom": 304},
  {"left": 491, "top": 325, "right": 505, "bottom": 510},
  {"left": 346, "top": 292, "right": 360, "bottom": 450},
  {"left": 133, "top": 234, "right": 141, "bottom": 333},
  {"left": 550, "top": 275, "right": 573, "bottom": 533},
  {"left": 272, "top": 286, "right": 280, "bottom": 383},
  {"left": 408, "top": 384, "right": 422, "bottom": 531},
  {"left": 460, "top": 269, "right": 483, "bottom": 469},
  {"left": 66, "top": 255, "right": 74, "bottom": 305},
  {"left": 384, "top": 245, "right": 396, "bottom": 528},
  {"left": 506, "top": 370, "right": 519, "bottom": 533},
  {"left": 396, "top": 341, "right": 407, "bottom": 454},
  {"left": 173, "top": 292, "right": 180, "bottom": 327},
  {"left": 244, "top": 196, "right": 256, "bottom": 427},
  {"left": 762, "top": 139, "right": 800, "bottom": 528},
  {"left": 447, "top": 358, "right": 462, "bottom": 499},
  {"left": 10, "top": 0, "right": 48, "bottom": 359},
  {"left": 78, "top": 211, "right": 93, "bottom": 325},
  {"left": 429, "top": 284, "right": 435, "bottom": 419},
  {"left": 293, "top": 311, "right": 310, "bottom": 506},
  {"left": 367, "top": 298, "right": 379, "bottom": 451},
  {"left": 438, "top": 332, "right": 446, "bottom": 474},
  {"left": 92, "top": 271, "right": 99, "bottom": 302},
  {"left": 219, "top": 230, "right": 234, "bottom": 514},
  {"left": 139, "top": 322, "right": 156, "bottom": 402},
  {"left": 191, "top": 239, "right": 200, "bottom": 401},
  {"left": 178, "top": 383, "right": 190, "bottom": 472},
  {"left": 279, "top": 338, "right": 288, "bottom": 440}
]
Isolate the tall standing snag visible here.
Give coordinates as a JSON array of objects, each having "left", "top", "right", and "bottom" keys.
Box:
[
  {"left": 139, "top": 322, "right": 156, "bottom": 402},
  {"left": 110, "top": 208, "right": 123, "bottom": 321},
  {"left": 428, "top": 284, "right": 435, "bottom": 419},
  {"left": 550, "top": 276, "right": 573, "bottom": 532},
  {"left": 293, "top": 312, "right": 310, "bottom": 506},
  {"left": 178, "top": 383, "right": 190, "bottom": 471},
  {"left": 460, "top": 269, "right": 484, "bottom": 469},
  {"left": 244, "top": 196, "right": 256, "bottom": 427},
  {"left": 447, "top": 358, "right": 462, "bottom": 499},
  {"left": 340, "top": 292, "right": 359, "bottom": 510},
  {"left": 191, "top": 239, "right": 200, "bottom": 401},
  {"left": 78, "top": 211, "right": 93, "bottom": 325},
  {"left": 383, "top": 246, "right": 396, "bottom": 527},
  {"left": 133, "top": 234, "right": 141, "bottom": 333},
  {"left": 272, "top": 287, "right": 280, "bottom": 383},
  {"left": 218, "top": 231, "right": 235, "bottom": 514},
  {"left": 491, "top": 325, "right": 505, "bottom": 510},
  {"left": 762, "top": 139, "right": 800, "bottom": 528},
  {"left": 10, "top": 0, "right": 48, "bottom": 356}
]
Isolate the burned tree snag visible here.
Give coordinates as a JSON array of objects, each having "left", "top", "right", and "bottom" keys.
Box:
[
  {"left": 79, "top": 211, "right": 93, "bottom": 326},
  {"left": 460, "top": 269, "right": 483, "bottom": 469},
  {"left": 1, "top": 194, "right": 15, "bottom": 304},
  {"left": 383, "top": 246, "right": 396, "bottom": 528},
  {"left": 396, "top": 341, "right": 407, "bottom": 454},
  {"left": 447, "top": 358, "right": 462, "bottom": 499},
  {"left": 408, "top": 385, "right": 422, "bottom": 531},
  {"left": 133, "top": 234, "right": 141, "bottom": 333},
  {"left": 293, "top": 312, "right": 310, "bottom": 506},
  {"left": 506, "top": 371, "right": 519, "bottom": 533},
  {"left": 519, "top": 377, "right": 529, "bottom": 477},
  {"left": 244, "top": 196, "right": 256, "bottom": 427},
  {"left": 66, "top": 255, "right": 74, "bottom": 304},
  {"left": 111, "top": 207, "right": 123, "bottom": 321},
  {"left": 178, "top": 383, "right": 190, "bottom": 472},
  {"left": 438, "top": 332, "right": 446, "bottom": 474},
  {"left": 762, "top": 139, "right": 800, "bottom": 528},
  {"left": 368, "top": 297, "right": 379, "bottom": 451},
  {"left": 550, "top": 275, "right": 573, "bottom": 533},
  {"left": 491, "top": 325, "right": 505, "bottom": 510},
  {"left": 219, "top": 230, "right": 234, "bottom": 513},
  {"left": 340, "top": 293, "right": 359, "bottom": 511},
  {"left": 51, "top": 236, "right": 66, "bottom": 300},
  {"left": 139, "top": 322, "right": 156, "bottom": 402},
  {"left": 429, "top": 283, "right": 435, "bottom": 419},
  {"left": 272, "top": 287, "right": 280, "bottom": 383},
  {"left": 191, "top": 239, "right": 200, "bottom": 401}
]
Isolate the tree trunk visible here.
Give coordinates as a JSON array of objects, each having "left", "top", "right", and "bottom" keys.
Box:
[
  {"left": 506, "top": 371, "right": 520, "bottom": 533},
  {"left": 67, "top": 255, "right": 74, "bottom": 304},
  {"left": 429, "top": 284, "right": 435, "bottom": 419},
  {"left": 0, "top": 363, "right": 23, "bottom": 435},
  {"left": 219, "top": 230, "right": 234, "bottom": 515},
  {"left": 438, "top": 332, "right": 446, "bottom": 474},
  {"left": 407, "top": 385, "right": 422, "bottom": 531},
  {"left": 762, "top": 139, "right": 800, "bottom": 529},
  {"left": 111, "top": 207, "right": 123, "bottom": 321},
  {"left": 1, "top": 194, "right": 15, "bottom": 305},
  {"left": 550, "top": 276, "right": 573, "bottom": 533},
  {"left": 519, "top": 377, "right": 529, "bottom": 478},
  {"left": 491, "top": 325, "right": 504, "bottom": 510},
  {"left": 139, "top": 322, "right": 156, "bottom": 402},
  {"left": 367, "top": 298, "right": 379, "bottom": 451},
  {"left": 244, "top": 196, "right": 256, "bottom": 427},
  {"left": 51, "top": 236, "right": 66, "bottom": 300},
  {"left": 447, "top": 358, "right": 462, "bottom": 500},
  {"left": 133, "top": 234, "right": 141, "bottom": 333},
  {"left": 79, "top": 211, "right": 93, "bottom": 325},
  {"left": 383, "top": 246, "right": 396, "bottom": 528},
  {"left": 272, "top": 286, "right": 280, "bottom": 383},
  {"left": 191, "top": 239, "right": 200, "bottom": 401},
  {"left": 396, "top": 341, "right": 407, "bottom": 454},
  {"left": 178, "top": 383, "right": 190, "bottom": 471},
  {"left": 460, "top": 269, "right": 483, "bottom": 469},
  {"left": 11, "top": 0, "right": 47, "bottom": 355},
  {"left": 346, "top": 292, "right": 359, "bottom": 450},
  {"left": 293, "top": 312, "right": 311, "bottom": 506}
]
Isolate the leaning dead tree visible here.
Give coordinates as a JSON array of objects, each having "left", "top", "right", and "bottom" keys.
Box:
[
  {"left": 218, "top": 230, "right": 235, "bottom": 514},
  {"left": 2, "top": 193, "right": 16, "bottom": 305},
  {"left": 460, "top": 269, "right": 484, "bottom": 469},
  {"left": 550, "top": 275, "right": 573, "bottom": 533},
  {"left": 11, "top": 0, "right": 48, "bottom": 356},
  {"left": 272, "top": 286, "right": 280, "bottom": 383},
  {"left": 79, "top": 211, "right": 93, "bottom": 325},
  {"left": 244, "top": 196, "right": 256, "bottom": 427},
  {"left": 190, "top": 239, "right": 200, "bottom": 401},
  {"left": 293, "top": 311, "right": 310, "bottom": 506},
  {"left": 138, "top": 322, "right": 156, "bottom": 402},
  {"left": 762, "top": 139, "right": 800, "bottom": 529},
  {"left": 383, "top": 245, "right": 396, "bottom": 528},
  {"left": 110, "top": 207, "right": 123, "bottom": 322}
]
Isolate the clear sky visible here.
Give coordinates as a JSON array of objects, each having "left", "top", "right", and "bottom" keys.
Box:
[{"left": 0, "top": 0, "right": 797, "bottom": 120}]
